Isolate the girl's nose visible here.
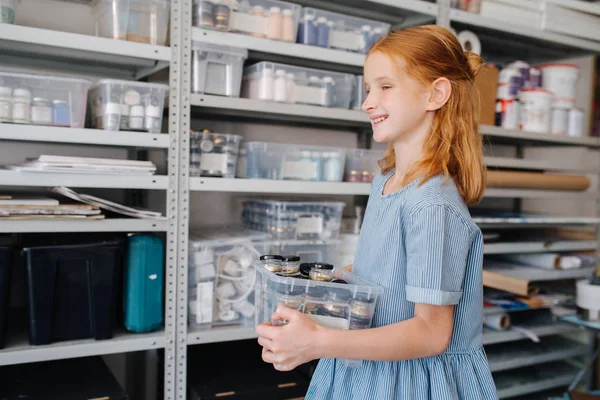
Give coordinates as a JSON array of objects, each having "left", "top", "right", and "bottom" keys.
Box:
[{"left": 362, "top": 96, "right": 375, "bottom": 113}]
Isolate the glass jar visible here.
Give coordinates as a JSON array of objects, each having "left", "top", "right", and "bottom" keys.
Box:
[
  {"left": 299, "top": 262, "right": 314, "bottom": 279},
  {"left": 272, "top": 283, "right": 304, "bottom": 326},
  {"left": 281, "top": 255, "right": 300, "bottom": 275},
  {"left": 349, "top": 293, "right": 376, "bottom": 329},
  {"left": 303, "top": 285, "right": 324, "bottom": 315},
  {"left": 309, "top": 262, "right": 334, "bottom": 282},
  {"left": 145, "top": 105, "right": 161, "bottom": 132},
  {"left": 12, "top": 88, "right": 31, "bottom": 124},
  {"left": 100, "top": 102, "right": 121, "bottom": 130},
  {"left": 319, "top": 287, "right": 351, "bottom": 318},
  {"left": 31, "top": 97, "right": 53, "bottom": 125},
  {"left": 192, "top": 0, "right": 215, "bottom": 28},
  {"left": 129, "top": 105, "right": 145, "bottom": 130},
  {"left": 260, "top": 255, "right": 283, "bottom": 273},
  {"left": 52, "top": 100, "right": 71, "bottom": 127},
  {"left": 0, "top": 86, "right": 12, "bottom": 123},
  {"left": 214, "top": 4, "right": 230, "bottom": 31}
]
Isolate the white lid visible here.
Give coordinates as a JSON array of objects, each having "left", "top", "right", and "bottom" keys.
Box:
[
  {"left": 94, "top": 79, "right": 169, "bottom": 91},
  {"left": 270, "top": 6, "right": 280, "bottom": 13},
  {"left": 105, "top": 102, "right": 121, "bottom": 114},
  {"left": 275, "top": 69, "right": 286, "bottom": 77},
  {"left": 286, "top": 73, "right": 295, "bottom": 79},
  {"left": 130, "top": 105, "right": 145, "bottom": 117},
  {"left": 322, "top": 76, "right": 334, "bottom": 83},
  {"left": 146, "top": 105, "right": 162, "bottom": 117},
  {"left": 13, "top": 88, "right": 31, "bottom": 98},
  {"left": 261, "top": 68, "right": 274, "bottom": 76},
  {"left": 124, "top": 90, "right": 141, "bottom": 106},
  {"left": 327, "top": 20, "right": 334, "bottom": 27},
  {"left": 312, "top": 151, "right": 322, "bottom": 157},
  {"left": 300, "top": 150, "right": 312, "bottom": 156},
  {"left": 121, "top": 103, "right": 130, "bottom": 115},
  {"left": 0, "top": 87, "right": 11, "bottom": 96},
  {"left": 361, "top": 25, "right": 372, "bottom": 31},
  {"left": 304, "top": 13, "right": 314, "bottom": 20},
  {"left": 283, "top": 9, "right": 292, "bottom": 16},
  {"left": 317, "top": 16, "right": 327, "bottom": 23},
  {"left": 252, "top": 5, "right": 264, "bottom": 12},
  {"left": 373, "top": 27, "right": 384, "bottom": 34},
  {"left": 308, "top": 76, "right": 321, "bottom": 82}
]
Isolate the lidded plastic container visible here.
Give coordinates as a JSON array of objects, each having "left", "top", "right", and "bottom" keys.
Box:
[
  {"left": 191, "top": 42, "right": 248, "bottom": 97},
  {"left": 190, "top": 131, "right": 241, "bottom": 178},
  {"left": 93, "top": 0, "right": 131, "bottom": 40},
  {"left": 344, "top": 148, "right": 382, "bottom": 183},
  {"left": 127, "top": 0, "right": 170, "bottom": 45}
]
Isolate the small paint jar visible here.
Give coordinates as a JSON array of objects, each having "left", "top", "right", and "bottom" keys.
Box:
[
  {"left": 267, "top": 7, "right": 282, "bottom": 40},
  {"left": 319, "top": 287, "right": 351, "bottom": 318},
  {"left": 298, "top": 14, "right": 317, "bottom": 46},
  {"left": 273, "top": 69, "right": 288, "bottom": 102},
  {"left": 303, "top": 285, "right": 325, "bottom": 315},
  {"left": 52, "top": 100, "right": 71, "bottom": 127},
  {"left": 0, "top": 86, "right": 12, "bottom": 122},
  {"left": 12, "top": 88, "right": 32, "bottom": 124},
  {"left": 214, "top": 4, "right": 230, "bottom": 31},
  {"left": 260, "top": 254, "right": 284, "bottom": 273},
  {"left": 272, "top": 283, "right": 304, "bottom": 326},
  {"left": 145, "top": 105, "right": 162, "bottom": 132},
  {"left": 281, "top": 9, "right": 295, "bottom": 42},
  {"left": 129, "top": 105, "right": 145, "bottom": 130},
  {"left": 31, "top": 97, "right": 53, "bottom": 125},
  {"left": 349, "top": 293, "right": 376, "bottom": 329},
  {"left": 281, "top": 255, "right": 300, "bottom": 275},
  {"left": 285, "top": 73, "right": 295, "bottom": 103},
  {"left": 299, "top": 262, "right": 314, "bottom": 279},
  {"left": 316, "top": 16, "right": 329, "bottom": 47},
  {"left": 344, "top": 170, "right": 361, "bottom": 182},
  {"left": 322, "top": 76, "right": 335, "bottom": 107},
  {"left": 309, "top": 262, "right": 334, "bottom": 282},
  {"left": 192, "top": 0, "right": 215, "bottom": 28},
  {"left": 251, "top": 6, "right": 266, "bottom": 38}
]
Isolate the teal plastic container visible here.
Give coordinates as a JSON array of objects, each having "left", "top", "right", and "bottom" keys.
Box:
[{"left": 124, "top": 234, "right": 164, "bottom": 333}]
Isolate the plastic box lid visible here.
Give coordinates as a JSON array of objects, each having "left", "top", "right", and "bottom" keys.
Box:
[
  {"left": 243, "top": 61, "right": 354, "bottom": 81},
  {"left": 0, "top": 70, "right": 92, "bottom": 86},
  {"left": 189, "top": 227, "right": 271, "bottom": 250},
  {"left": 92, "top": 79, "right": 169, "bottom": 91},
  {"left": 192, "top": 41, "right": 249, "bottom": 59}
]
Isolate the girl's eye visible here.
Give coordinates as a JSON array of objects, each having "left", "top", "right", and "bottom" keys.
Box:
[{"left": 382, "top": 85, "right": 391, "bottom": 90}]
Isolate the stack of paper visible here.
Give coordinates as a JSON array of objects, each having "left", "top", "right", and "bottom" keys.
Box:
[
  {"left": 5, "top": 155, "right": 156, "bottom": 175},
  {"left": 0, "top": 195, "right": 103, "bottom": 220}
]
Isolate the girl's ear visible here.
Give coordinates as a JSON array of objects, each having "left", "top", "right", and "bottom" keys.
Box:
[{"left": 425, "top": 77, "right": 452, "bottom": 111}]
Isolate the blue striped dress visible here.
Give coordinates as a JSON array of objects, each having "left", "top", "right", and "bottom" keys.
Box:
[{"left": 306, "top": 171, "right": 498, "bottom": 399}]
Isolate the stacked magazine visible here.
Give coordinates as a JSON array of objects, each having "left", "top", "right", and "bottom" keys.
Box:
[{"left": 5, "top": 155, "right": 156, "bottom": 175}]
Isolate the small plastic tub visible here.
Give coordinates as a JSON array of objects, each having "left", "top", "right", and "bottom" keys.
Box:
[
  {"left": 260, "top": 254, "right": 284, "bottom": 273},
  {"left": 190, "top": 131, "right": 241, "bottom": 178},
  {"left": 344, "top": 148, "right": 382, "bottom": 183},
  {"left": 0, "top": 0, "right": 20, "bottom": 24},
  {"left": 127, "top": 0, "right": 170, "bottom": 45},
  {"left": 309, "top": 262, "right": 334, "bottom": 282},
  {"left": 538, "top": 63, "right": 580, "bottom": 109},
  {"left": 93, "top": 0, "right": 130, "bottom": 40},
  {"left": 518, "top": 89, "right": 553, "bottom": 133},
  {"left": 191, "top": 42, "right": 248, "bottom": 97}
]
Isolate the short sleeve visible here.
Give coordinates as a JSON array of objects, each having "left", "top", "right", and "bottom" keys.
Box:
[{"left": 405, "top": 205, "right": 472, "bottom": 306}]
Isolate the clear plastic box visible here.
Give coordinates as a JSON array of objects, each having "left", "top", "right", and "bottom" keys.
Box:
[
  {"left": 88, "top": 79, "right": 168, "bottom": 133},
  {"left": 242, "top": 61, "right": 355, "bottom": 108},
  {"left": 237, "top": 141, "right": 347, "bottom": 182},
  {"left": 242, "top": 200, "right": 345, "bottom": 240},
  {"left": 254, "top": 264, "right": 383, "bottom": 366},
  {"left": 352, "top": 75, "right": 366, "bottom": 110},
  {"left": 297, "top": 7, "right": 390, "bottom": 54},
  {"left": 190, "top": 131, "right": 241, "bottom": 178},
  {"left": 128, "top": 0, "right": 170, "bottom": 45},
  {"left": 192, "top": 42, "right": 248, "bottom": 97},
  {"left": 0, "top": 71, "right": 92, "bottom": 128},
  {"left": 188, "top": 228, "right": 270, "bottom": 330},
  {"left": 192, "top": 0, "right": 301, "bottom": 43},
  {"left": 1, "top": 0, "right": 20, "bottom": 24},
  {"left": 344, "top": 148, "right": 382, "bottom": 183},
  {"left": 253, "top": 239, "right": 340, "bottom": 265},
  {"left": 92, "top": 0, "right": 130, "bottom": 40}
]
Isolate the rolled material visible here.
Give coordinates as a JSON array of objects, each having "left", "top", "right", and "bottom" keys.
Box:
[
  {"left": 458, "top": 30, "right": 481, "bottom": 55},
  {"left": 500, "top": 253, "right": 582, "bottom": 270},
  {"left": 483, "top": 269, "right": 539, "bottom": 297},
  {"left": 484, "top": 313, "right": 510, "bottom": 330},
  {"left": 576, "top": 279, "right": 600, "bottom": 321},
  {"left": 486, "top": 171, "right": 590, "bottom": 191}
]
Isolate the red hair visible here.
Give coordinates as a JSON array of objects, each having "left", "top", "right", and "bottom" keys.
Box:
[{"left": 370, "top": 25, "right": 486, "bottom": 205}]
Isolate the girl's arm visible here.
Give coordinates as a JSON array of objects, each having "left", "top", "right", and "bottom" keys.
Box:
[{"left": 256, "top": 302, "right": 453, "bottom": 370}]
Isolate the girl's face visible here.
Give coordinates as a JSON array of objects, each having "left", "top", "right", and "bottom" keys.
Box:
[{"left": 362, "top": 51, "right": 431, "bottom": 144}]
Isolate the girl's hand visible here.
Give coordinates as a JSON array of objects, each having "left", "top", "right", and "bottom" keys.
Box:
[{"left": 255, "top": 306, "right": 325, "bottom": 371}]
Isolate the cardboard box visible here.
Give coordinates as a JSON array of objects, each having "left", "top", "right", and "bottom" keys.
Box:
[{"left": 474, "top": 65, "right": 499, "bottom": 126}]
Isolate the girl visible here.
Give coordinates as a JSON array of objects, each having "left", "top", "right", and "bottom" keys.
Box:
[{"left": 256, "top": 25, "right": 498, "bottom": 399}]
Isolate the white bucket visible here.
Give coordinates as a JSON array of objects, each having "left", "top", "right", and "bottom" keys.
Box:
[
  {"left": 538, "top": 63, "right": 579, "bottom": 109},
  {"left": 568, "top": 108, "right": 585, "bottom": 137},
  {"left": 551, "top": 108, "right": 568, "bottom": 135},
  {"left": 519, "top": 89, "right": 553, "bottom": 133}
]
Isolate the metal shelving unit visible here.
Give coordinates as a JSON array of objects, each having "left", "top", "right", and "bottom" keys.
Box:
[
  {"left": 484, "top": 240, "right": 598, "bottom": 254},
  {"left": 495, "top": 362, "right": 580, "bottom": 399},
  {"left": 0, "top": 219, "right": 168, "bottom": 233},
  {"left": 482, "top": 322, "right": 582, "bottom": 346}
]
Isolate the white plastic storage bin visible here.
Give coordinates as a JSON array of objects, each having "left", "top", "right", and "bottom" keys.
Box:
[
  {"left": 253, "top": 240, "right": 340, "bottom": 265},
  {"left": 253, "top": 264, "right": 383, "bottom": 366},
  {"left": 242, "top": 61, "right": 355, "bottom": 108},
  {"left": 188, "top": 228, "right": 270, "bottom": 330},
  {"left": 0, "top": 71, "right": 92, "bottom": 128},
  {"left": 242, "top": 200, "right": 345, "bottom": 240},
  {"left": 237, "top": 141, "right": 347, "bottom": 182},
  {"left": 191, "top": 42, "right": 248, "bottom": 97},
  {"left": 1, "top": 0, "right": 20, "bottom": 24},
  {"left": 190, "top": 131, "right": 241, "bottom": 178},
  {"left": 93, "top": 0, "right": 130, "bottom": 40},
  {"left": 344, "top": 148, "right": 382, "bottom": 183},
  {"left": 128, "top": 0, "right": 169, "bottom": 45},
  {"left": 192, "top": 0, "right": 301, "bottom": 42},
  {"left": 297, "top": 7, "right": 390, "bottom": 54},
  {"left": 88, "top": 79, "right": 168, "bottom": 133}
]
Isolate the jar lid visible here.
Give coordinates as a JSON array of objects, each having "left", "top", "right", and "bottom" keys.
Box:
[
  {"left": 312, "top": 262, "right": 334, "bottom": 270},
  {"left": 260, "top": 254, "right": 284, "bottom": 261},
  {"left": 282, "top": 255, "right": 300, "bottom": 262},
  {"left": 252, "top": 5, "right": 264, "bottom": 12},
  {"left": 13, "top": 88, "right": 31, "bottom": 97},
  {"left": 130, "top": 105, "right": 145, "bottom": 117},
  {"left": 105, "top": 102, "right": 121, "bottom": 114},
  {"left": 0, "top": 87, "right": 12, "bottom": 96},
  {"left": 331, "top": 279, "right": 347, "bottom": 284},
  {"left": 124, "top": 90, "right": 141, "bottom": 106},
  {"left": 373, "top": 27, "right": 385, "bottom": 34},
  {"left": 304, "top": 13, "right": 314, "bottom": 20},
  {"left": 326, "top": 287, "right": 351, "bottom": 302},
  {"left": 322, "top": 76, "right": 334, "bottom": 83},
  {"left": 361, "top": 25, "right": 372, "bottom": 31},
  {"left": 283, "top": 9, "right": 292, "bottom": 16},
  {"left": 317, "top": 16, "right": 327, "bottom": 23},
  {"left": 32, "top": 97, "right": 49, "bottom": 103},
  {"left": 286, "top": 73, "right": 295, "bottom": 79},
  {"left": 270, "top": 6, "right": 280, "bottom": 13},
  {"left": 53, "top": 99, "right": 68, "bottom": 105},
  {"left": 275, "top": 69, "right": 286, "bottom": 77},
  {"left": 200, "top": 139, "right": 214, "bottom": 152},
  {"left": 145, "top": 105, "right": 162, "bottom": 117},
  {"left": 308, "top": 76, "right": 321, "bottom": 82},
  {"left": 299, "top": 262, "right": 314, "bottom": 276}
]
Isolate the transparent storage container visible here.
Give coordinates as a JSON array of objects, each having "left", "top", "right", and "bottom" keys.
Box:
[
  {"left": 0, "top": 71, "right": 92, "bottom": 128},
  {"left": 242, "top": 200, "right": 345, "bottom": 240},
  {"left": 242, "top": 61, "right": 355, "bottom": 108},
  {"left": 1, "top": 0, "right": 20, "bottom": 24},
  {"left": 88, "top": 79, "right": 168, "bottom": 133},
  {"left": 352, "top": 75, "right": 366, "bottom": 110},
  {"left": 237, "top": 141, "right": 347, "bottom": 182},
  {"left": 190, "top": 131, "right": 241, "bottom": 178},
  {"left": 192, "top": 0, "right": 301, "bottom": 43},
  {"left": 92, "top": 0, "right": 130, "bottom": 40},
  {"left": 297, "top": 7, "right": 390, "bottom": 54},
  {"left": 191, "top": 42, "right": 248, "bottom": 97},
  {"left": 188, "top": 228, "right": 270, "bottom": 330},
  {"left": 344, "top": 148, "right": 382, "bottom": 183},
  {"left": 254, "top": 264, "right": 383, "bottom": 366},
  {"left": 253, "top": 239, "right": 340, "bottom": 265},
  {"left": 128, "top": 0, "right": 170, "bottom": 45}
]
